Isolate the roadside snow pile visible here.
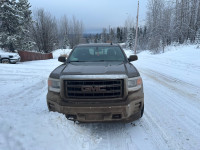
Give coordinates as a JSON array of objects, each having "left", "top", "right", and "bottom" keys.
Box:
[
  {"left": 52, "top": 49, "right": 72, "bottom": 59},
  {"left": 134, "top": 44, "right": 200, "bottom": 87},
  {"left": 0, "top": 49, "right": 4, "bottom": 53},
  {"left": 123, "top": 49, "right": 135, "bottom": 58}
]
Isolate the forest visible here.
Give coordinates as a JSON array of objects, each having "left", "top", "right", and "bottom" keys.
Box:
[{"left": 0, "top": 0, "right": 200, "bottom": 53}]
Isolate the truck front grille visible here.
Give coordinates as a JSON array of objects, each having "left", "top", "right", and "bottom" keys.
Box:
[{"left": 64, "top": 80, "right": 123, "bottom": 99}]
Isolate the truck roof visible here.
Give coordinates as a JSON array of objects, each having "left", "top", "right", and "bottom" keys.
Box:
[{"left": 76, "top": 43, "right": 120, "bottom": 47}]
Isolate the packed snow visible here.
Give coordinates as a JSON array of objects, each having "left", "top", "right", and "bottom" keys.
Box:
[{"left": 0, "top": 45, "right": 200, "bottom": 150}]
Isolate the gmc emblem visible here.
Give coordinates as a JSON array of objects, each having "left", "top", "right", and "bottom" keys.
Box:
[{"left": 81, "top": 86, "right": 106, "bottom": 92}]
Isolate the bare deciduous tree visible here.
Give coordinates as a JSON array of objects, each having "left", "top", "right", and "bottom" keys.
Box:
[
  {"left": 146, "top": 0, "right": 200, "bottom": 52},
  {"left": 68, "top": 16, "right": 83, "bottom": 48},
  {"left": 59, "top": 15, "right": 70, "bottom": 49},
  {"left": 31, "top": 9, "right": 58, "bottom": 53}
]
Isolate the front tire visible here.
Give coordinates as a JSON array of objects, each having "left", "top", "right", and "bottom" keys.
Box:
[
  {"left": 141, "top": 105, "right": 144, "bottom": 118},
  {"left": 1, "top": 59, "right": 10, "bottom": 64}
]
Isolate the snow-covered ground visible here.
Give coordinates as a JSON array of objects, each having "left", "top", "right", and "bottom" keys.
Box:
[{"left": 0, "top": 45, "right": 200, "bottom": 150}]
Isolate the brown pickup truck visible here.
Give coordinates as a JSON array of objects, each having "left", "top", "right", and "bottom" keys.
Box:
[{"left": 47, "top": 43, "right": 144, "bottom": 123}]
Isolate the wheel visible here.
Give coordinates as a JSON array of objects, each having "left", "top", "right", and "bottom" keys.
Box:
[
  {"left": 1, "top": 59, "right": 10, "bottom": 64},
  {"left": 141, "top": 105, "right": 144, "bottom": 118}
]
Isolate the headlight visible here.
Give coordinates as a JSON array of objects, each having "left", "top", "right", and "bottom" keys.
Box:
[
  {"left": 48, "top": 78, "right": 60, "bottom": 92},
  {"left": 128, "top": 77, "right": 142, "bottom": 92}
]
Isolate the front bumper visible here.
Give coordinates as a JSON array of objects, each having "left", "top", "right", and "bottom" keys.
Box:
[
  {"left": 47, "top": 89, "right": 144, "bottom": 123},
  {"left": 10, "top": 57, "right": 20, "bottom": 63}
]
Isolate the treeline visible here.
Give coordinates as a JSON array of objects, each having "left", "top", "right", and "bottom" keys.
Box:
[
  {"left": 1, "top": 0, "right": 200, "bottom": 53},
  {"left": 0, "top": 0, "right": 83, "bottom": 53},
  {"left": 85, "top": 26, "right": 148, "bottom": 50},
  {"left": 86, "top": 0, "right": 200, "bottom": 52},
  {"left": 146, "top": 0, "right": 200, "bottom": 52}
]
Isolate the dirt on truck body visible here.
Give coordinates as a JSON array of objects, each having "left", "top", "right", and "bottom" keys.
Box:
[{"left": 47, "top": 43, "right": 144, "bottom": 123}]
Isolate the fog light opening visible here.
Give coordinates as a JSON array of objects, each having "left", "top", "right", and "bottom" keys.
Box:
[
  {"left": 135, "top": 102, "right": 142, "bottom": 108},
  {"left": 112, "top": 114, "right": 122, "bottom": 119},
  {"left": 48, "top": 103, "right": 55, "bottom": 111}
]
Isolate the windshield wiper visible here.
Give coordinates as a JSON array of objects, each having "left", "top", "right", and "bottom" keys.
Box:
[
  {"left": 69, "top": 61, "right": 86, "bottom": 63},
  {"left": 98, "top": 60, "right": 123, "bottom": 62}
]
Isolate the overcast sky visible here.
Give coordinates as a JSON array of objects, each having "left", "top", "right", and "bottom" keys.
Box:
[{"left": 29, "top": 0, "right": 148, "bottom": 33}]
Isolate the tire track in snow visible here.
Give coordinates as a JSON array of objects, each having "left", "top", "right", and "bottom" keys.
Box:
[
  {"left": 73, "top": 123, "right": 136, "bottom": 150},
  {"left": 141, "top": 112, "right": 178, "bottom": 150},
  {"left": 0, "top": 123, "right": 25, "bottom": 150},
  {"left": 140, "top": 68, "right": 200, "bottom": 103},
  {"left": 1, "top": 78, "right": 47, "bottom": 105},
  {"left": 138, "top": 68, "right": 200, "bottom": 150},
  {"left": 138, "top": 55, "right": 200, "bottom": 71},
  {"left": 135, "top": 54, "right": 200, "bottom": 88}
]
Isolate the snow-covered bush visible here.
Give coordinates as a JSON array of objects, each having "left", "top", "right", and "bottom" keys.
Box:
[
  {"left": 171, "top": 42, "right": 180, "bottom": 47},
  {"left": 185, "top": 38, "right": 191, "bottom": 45},
  {"left": 126, "top": 28, "right": 135, "bottom": 50}
]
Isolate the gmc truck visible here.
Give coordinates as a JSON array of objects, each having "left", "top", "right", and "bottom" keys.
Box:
[{"left": 47, "top": 43, "right": 144, "bottom": 123}]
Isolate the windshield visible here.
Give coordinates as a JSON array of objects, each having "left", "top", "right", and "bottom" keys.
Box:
[{"left": 68, "top": 46, "right": 126, "bottom": 62}]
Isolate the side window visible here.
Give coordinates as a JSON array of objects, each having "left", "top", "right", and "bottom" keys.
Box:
[{"left": 69, "top": 50, "right": 78, "bottom": 61}]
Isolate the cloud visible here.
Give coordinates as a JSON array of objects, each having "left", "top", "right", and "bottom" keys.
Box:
[{"left": 29, "top": 0, "right": 147, "bottom": 33}]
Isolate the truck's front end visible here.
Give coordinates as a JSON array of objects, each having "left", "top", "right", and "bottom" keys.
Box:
[{"left": 47, "top": 44, "right": 144, "bottom": 122}]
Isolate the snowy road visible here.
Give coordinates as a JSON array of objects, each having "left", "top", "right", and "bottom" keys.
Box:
[{"left": 0, "top": 46, "right": 200, "bottom": 150}]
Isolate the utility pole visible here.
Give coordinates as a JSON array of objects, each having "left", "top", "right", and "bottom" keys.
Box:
[{"left": 134, "top": 0, "right": 139, "bottom": 54}]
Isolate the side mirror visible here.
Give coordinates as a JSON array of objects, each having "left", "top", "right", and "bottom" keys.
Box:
[
  {"left": 58, "top": 56, "right": 66, "bottom": 62},
  {"left": 128, "top": 55, "right": 138, "bottom": 62}
]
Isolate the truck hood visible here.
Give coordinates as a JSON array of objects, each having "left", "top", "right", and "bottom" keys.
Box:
[{"left": 60, "top": 62, "right": 139, "bottom": 78}]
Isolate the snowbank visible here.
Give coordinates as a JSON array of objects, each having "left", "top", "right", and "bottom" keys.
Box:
[
  {"left": 134, "top": 44, "right": 200, "bottom": 87},
  {"left": 0, "top": 49, "right": 4, "bottom": 53}
]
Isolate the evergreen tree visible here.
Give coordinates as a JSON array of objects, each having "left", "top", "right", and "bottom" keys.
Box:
[
  {"left": 0, "top": 0, "right": 33, "bottom": 51},
  {"left": 109, "top": 28, "right": 115, "bottom": 43},
  {"left": 116, "top": 27, "right": 123, "bottom": 43},
  {"left": 117, "top": 27, "right": 121, "bottom": 43},
  {"left": 120, "top": 29, "right": 123, "bottom": 42},
  {"left": 17, "top": 0, "right": 34, "bottom": 50},
  {"left": 94, "top": 34, "right": 98, "bottom": 43},
  {"left": 0, "top": 0, "right": 21, "bottom": 51},
  {"left": 126, "top": 28, "right": 134, "bottom": 49},
  {"left": 123, "top": 27, "right": 128, "bottom": 44},
  {"left": 63, "top": 36, "right": 70, "bottom": 49},
  {"left": 101, "top": 28, "right": 107, "bottom": 43}
]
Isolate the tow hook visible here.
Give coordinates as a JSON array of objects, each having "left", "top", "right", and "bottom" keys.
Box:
[{"left": 65, "top": 114, "right": 77, "bottom": 121}]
